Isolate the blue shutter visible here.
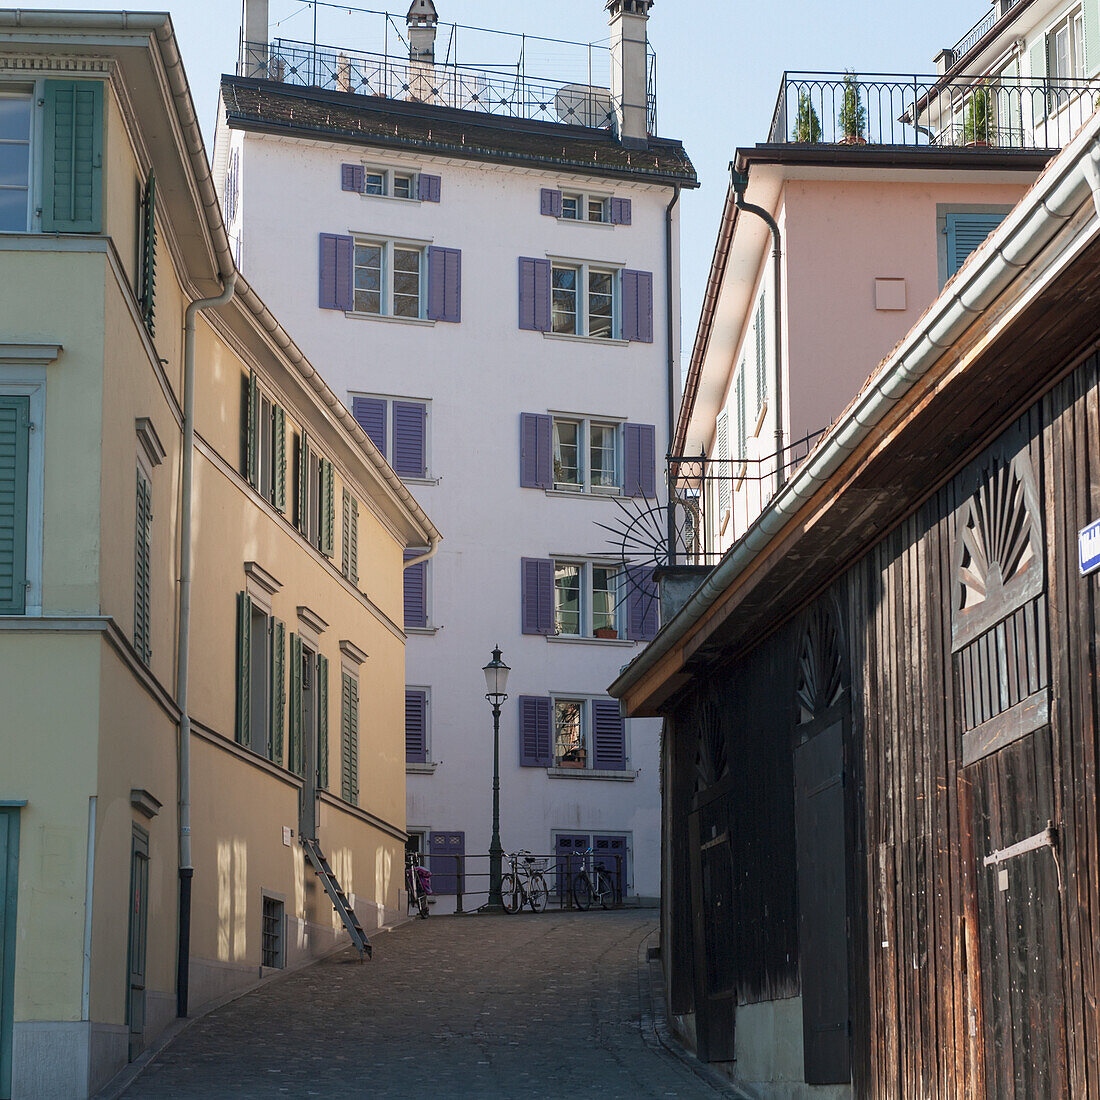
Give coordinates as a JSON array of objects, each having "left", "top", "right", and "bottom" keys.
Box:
[
  {"left": 626, "top": 566, "right": 659, "bottom": 642},
  {"left": 610, "top": 198, "right": 632, "bottom": 225},
  {"left": 392, "top": 401, "right": 427, "bottom": 478},
  {"left": 945, "top": 213, "right": 1007, "bottom": 278},
  {"left": 591, "top": 699, "right": 626, "bottom": 770},
  {"left": 621, "top": 269, "right": 654, "bottom": 342},
  {"left": 623, "top": 423, "right": 656, "bottom": 498},
  {"left": 418, "top": 174, "right": 441, "bottom": 202},
  {"left": 519, "top": 696, "right": 553, "bottom": 766},
  {"left": 404, "top": 550, "right": 428, "bottom": 629},
  {"left": 352, "top": 396, "right": 387, "bottom": 454},
  {"left": 521, "top": 558, "right": 554, "bottom": 635},
  {"left": 429, "top": 831, "right": 465, "bottom": 894},
  {"left": 405, "top": 689, "right": 427, "bottom": 763},
  {"left": 519, "top": 413, "right": 552, "bottom": 489},
  {"left": 518, "top": 257, "right": 551, "bottom": 332},
  {"left": 427, "top": 246, "right": 461, "bottom": 323},
  {"left": 540, "top": 188, "right": 563, "bottom": 217},
  {"left": 42, "top": 79, "right": 103, "bottom": 233},
  {"left": 319, "top": 233, "right": 353, "bottom": 310},
  {"left": 0, "top": 397, "right": 30, "bottom": 614},
  {"left": 341, "top": 163, "right": 364, "bottom": 192}
]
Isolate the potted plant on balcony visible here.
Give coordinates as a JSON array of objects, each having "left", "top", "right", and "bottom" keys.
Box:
[
  {"left": 792, "top": 92, "right": 822, "bottom": 143},
  {"left": 962, "top": 83, "right": 995, "bottom": 146},
  {"left": 838, "top": 70, "right": 867, "bottom": 144}
]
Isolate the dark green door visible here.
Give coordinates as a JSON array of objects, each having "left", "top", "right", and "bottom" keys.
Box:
[
  {"left": 0, "top": 808, "right": 20, "bottom": 1100},
  {"left": 127, "top": 827, "right": 149, "bottom": 1062}
]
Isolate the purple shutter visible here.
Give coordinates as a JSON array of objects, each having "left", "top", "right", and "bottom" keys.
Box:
[
  {"left": 621, "top": 269, "right": 654, "bottom": 343},
  {"left": 392, "top": 401, "right": 427, "bottom": 478},
  {"left": 540, "top": 188, "right": 563, "bottom": 217},
  {"left": 404, "top": 549, "right": 427, "bottom": 629},
  {"left": 418, "top": 173, "right": 441, "bottom": 202},
  {"left": 518, "top": 257, "right": 551, "bottom": 332},
  {"left": 319, "top": 233, "right": 354, "bottom": 310},
  {"left": 427, "top": 246, "right": 461, "bottom": 323},
  {"left": 591, "top": 699, "right": 626, "bottom": 770},
  {"left": 428, "top": 831, "right": 464, "bottom": 894},
  {"left": 626, "top": 566, "right": 659, "bottom": 641},
  {"left": 610, "top": 198, "right": 632, "bottom": 225},
  {"left": 623, "top": 423, "right": 656, "bottom": 498},
  {"left": 519, "top": 413, "right": 552, "bottom": 489},
  {"left": 519, "top": 696, "right": 552, "bottom": 767},
  {"left": 405, "top": 689, "right": 427, "bottom": 763},
  {"left": 521, "top": 557, "right": 554, "bottom": 635},
  {"left": 341, "top": 163, "right": 364, "bottom": 192},
  {"left": 352, "top": 396, "right": 387, "bottom": 454}
]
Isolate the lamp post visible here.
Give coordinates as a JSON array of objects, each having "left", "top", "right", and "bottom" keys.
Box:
[{"left": 482, "top": 645, "right": 510, "bottom": 912}]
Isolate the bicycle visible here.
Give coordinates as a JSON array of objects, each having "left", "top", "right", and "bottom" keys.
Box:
[
  {"left": 406, "top": 850, "right": 432, "bottom": 919},
  {"left": 571, "top": 847, "right": 617, "bottom": 911},
  {"left": 502, "top": 850, "right": 549, "bottom": 913}
]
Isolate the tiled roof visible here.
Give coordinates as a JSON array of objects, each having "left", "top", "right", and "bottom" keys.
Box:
[{"left": 221, "top": 76, "right": 698, "bottom": 187}]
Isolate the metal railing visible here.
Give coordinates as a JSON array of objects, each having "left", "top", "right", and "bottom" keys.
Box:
[
  {"left": 412, "top": 851, "right": 627, "bottom": 914},
  {"left": 771, "top": 70, "right": 1100, "bottom": 151},
  {"left": 670, "top": 430, "right": 826, "bottom": 565},
  {"left": 240, "top": 37, "right": 658, "bottom": 133},
  {"left": 946, "top": 0, "right": 1020, "bottom": 70}
]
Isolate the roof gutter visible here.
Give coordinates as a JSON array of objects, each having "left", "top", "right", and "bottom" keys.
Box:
[{"left": 612, "top": 116, "right": 1100, "bottom": 705}]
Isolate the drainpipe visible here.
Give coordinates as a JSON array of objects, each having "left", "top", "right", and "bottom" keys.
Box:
[
  {"left": 730, "top": 165, "right": 786, "bottom": 489},
  {"left": 176, "top": 272, "right": 237, "bottom": 1018},
  {"left": 665, "top": 182, "right": 681, "bottom": 565}
]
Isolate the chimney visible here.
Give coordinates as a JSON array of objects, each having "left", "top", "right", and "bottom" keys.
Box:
[
  {"left": 240, "top": 0, "right": 269, "bottom": 78},
  {"left": 407, "top": 0, "right": 439, "bottom": 64},
  {"left": 606, "top": 0, "right": 653, "bottom": 147}
]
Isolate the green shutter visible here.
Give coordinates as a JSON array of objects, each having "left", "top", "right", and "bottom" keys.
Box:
[
  {"left": 133, "top": 468, "right": 152, "bottom": 663},
  {"left": 1030, "top": 37, "right": 1047, "bottom": 127},
  {"left": 349, "top": 677, "right": 359, "bottom": 800},
  {"left": 289, "top": 633, "right": 303, "bottom": 775},
  {"left": 297, "top": 432, "right": 308, "bottom": 534},
  {"left": 341, "top": 488, "right": 351, "bottom": 579},
  {"left": 139, "top": 172, "right": 157, "bottom": 336},
  {"left": 341, "top": 488, "right": 359, "bottom": 583},
  {"left": 235, "top": 591, "right": 252, "bottom": 745},
  {"left": 0, "top": 397, "right": 30, "bottom": 615},
  {"left": 270, "top": 618, "right": 285, "bottom": 764},
  {"left": 42, "top": 79, "right": 103, "bottom": 233},
  {"left": 945, "top": 213, "right": 1007, "bottom": 277},
  {"left": 317, "top": 653, "right": 329, "bottom": 788},
  {"left": 273, "top": 405, "right": 287, "bottom": 513},
  {"left": 349, "top": 497, "right": 359, "bottom": 587},
  {"left": 754, "top": 292, "right": 766, "bottom": 418},
  {"left": 320, "top": 459, "right": 335, "bottom": 557},
  {"left": 1085, "top": 0, "right": 1100, "bottom": 76},
  {"left": 246, "top": 371, "right": 258, "bottom": 488},
  {"left": 341, "top": 672, "right": 359, "bottom": 803}
]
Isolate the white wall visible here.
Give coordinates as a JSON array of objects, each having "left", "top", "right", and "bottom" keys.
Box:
[{"left": 235, "top": 130, "right": 679, "bottom": 900}]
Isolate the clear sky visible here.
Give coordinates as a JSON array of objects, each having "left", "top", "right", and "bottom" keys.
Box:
[{"left": 26, "top": 0, "right": 988, "bottom": 362}]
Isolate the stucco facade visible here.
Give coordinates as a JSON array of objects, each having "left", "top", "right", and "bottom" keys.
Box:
[{"left": 0, "top": 15, "right": 436, "bottom": 1099}]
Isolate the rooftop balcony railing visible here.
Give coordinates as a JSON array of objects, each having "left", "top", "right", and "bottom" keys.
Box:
[
  {"left": 239, "top": 36, "right": 659, "bottom": 133},
  {"left": 770, "top": 71, "right": 1099, "bottom": 152}
]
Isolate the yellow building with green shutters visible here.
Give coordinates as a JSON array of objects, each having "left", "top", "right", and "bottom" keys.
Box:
[{"left": 0, "top": 13, "right": 439, "bottom": 1099}]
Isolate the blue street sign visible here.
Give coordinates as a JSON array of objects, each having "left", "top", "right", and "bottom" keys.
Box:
[{"left": 1080, "top": 519, "right": 1100, "bottom": 577}]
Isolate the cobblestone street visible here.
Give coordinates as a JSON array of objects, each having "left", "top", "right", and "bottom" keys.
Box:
[{"left": 122, "top": 910, "right": 719, "bottom": 1098}]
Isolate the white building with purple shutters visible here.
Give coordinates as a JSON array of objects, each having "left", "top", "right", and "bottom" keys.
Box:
[{"left": 213, "top": 0, "right": 697, "bottom": 907}]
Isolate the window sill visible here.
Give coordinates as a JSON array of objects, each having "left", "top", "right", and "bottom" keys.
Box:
[
  {"left": 546, "top": 635, "right": 635, "bottom": 648},
  {"left": 405, "top": 626, "right": 439, "bottom": 636},
  {"left": 345, "top": 312, "right": 437, "bottom": 328},
  {"left": 547, "top": 767, "right": 635, "bottom": 781},
  {"left": 556, "top": 218, "right": 615, "bottom": 230},
  {"left": 545, "top": 487, "right": 622, "bottom": 500},
  {"left": 406, "top": 762, "right": 438, "bottom": 775},
  {"left": 402, "top": 476, "right": 440, "bottom": 487},
  {"left": 541, "top": 332, "right": 629, "bottom": 347},
  {"left": 359, "top": 194, "right": 422, "bottom": 206}
]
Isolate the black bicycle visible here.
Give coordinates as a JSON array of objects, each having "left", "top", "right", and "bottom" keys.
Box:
[
  {"left": 571, "top": 847, "right": 616, "bottom": 910},
  {"left": 502, "top": 850, "right": 549, "bottom": 913},
  {"left": 406, "top": 850, "right": 431, "bottom": 919}
]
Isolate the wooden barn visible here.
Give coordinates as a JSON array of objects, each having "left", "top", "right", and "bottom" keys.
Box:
[{"left": 612, "top": 116, "right": 1100, "bottom": 1097}]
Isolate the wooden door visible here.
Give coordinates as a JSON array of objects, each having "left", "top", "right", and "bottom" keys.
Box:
[
  {"left": 0, "top": 809, "right": 19, "bottom": 1100},
  {"left": 793, "top": 721, "right": 851, "bottom": 1085},
  {"left": 428, "top": 831, "right": 465, "bottom": 895},
  {"left": 127, "top": 827, "right": 149, "bottom": 1062}
]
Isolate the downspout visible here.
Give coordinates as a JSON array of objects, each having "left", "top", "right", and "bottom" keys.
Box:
[
  {"left": 730, "top": 165, "right": 786, "bottom": 489},
  {"left": 665, "top": 182, "right": 681, "bottom": 564},
  {"left": 402, "top": 539, "right": 439, "bottom": 571},
  {"left": 177, "top": 272, "right": 238, "bottom": 1018}
]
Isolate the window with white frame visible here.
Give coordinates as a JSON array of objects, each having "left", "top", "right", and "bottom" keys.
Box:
[
  {"left": 552, "top": 416, "right": 620, "bottom": 492},
  {"left": 0, "top": 86, "right": 33, "bottom": 233},
  {"left": 551, "top": 261, "right": 618, "bottom": 338},
  {"left": 553, "top": 560, "right": 622, "bottom": 639},
  {"left": 1049, "top": 8, "right": 1086, "bottom": 80},
  {"left": 361, "top": 165, "right": 417, "bottom": 199},
  {"left": 549, "top": 696, "right": 627, "bottom": 771},
  {"left": 353, "top": 239, "right": 425, "bottom": 319},
  {"left": 554, "top": 698, "right": 588, "bottom": 767},
  {"left": 561, "top": 191, "right": 609, "bottom": 223}
]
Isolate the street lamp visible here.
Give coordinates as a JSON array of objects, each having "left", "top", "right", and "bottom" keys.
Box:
[{"left": 482, "top": 645, "right": 511, "bottom": 912}]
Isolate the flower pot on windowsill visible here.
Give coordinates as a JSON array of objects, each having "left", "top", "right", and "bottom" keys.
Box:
[
  {"left": 839, "top": 133, "right": 867, "bottom": 145},
  {"left": 594, "top": 627, "right": 619, "bottom": 640}
]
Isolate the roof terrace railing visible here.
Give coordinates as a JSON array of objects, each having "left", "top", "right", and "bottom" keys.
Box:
[
  {"left": 945, "top": 0, "right": 1021, "bottom": 70},
  {"left": 769, "top": 71, "right": 1099, "bottom": 152},
  {"left": 240, "top": 37, "right": 658, "bottom": 133}
]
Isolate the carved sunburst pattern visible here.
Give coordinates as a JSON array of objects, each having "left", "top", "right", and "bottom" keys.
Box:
[
  {"left": 796, "top": 604, "right": 844, "bottom": 725},
  {"left": 957, "top": 460, "right": 1035, "bottom": 614},
  {"left": 694, "top": 699, "right": 729, "bottom": 792}
]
